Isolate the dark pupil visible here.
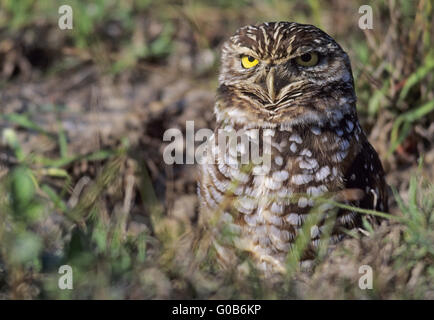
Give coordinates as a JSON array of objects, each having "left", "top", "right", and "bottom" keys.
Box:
[
  {"left": 301, "top": 53, "right": 312, "bottom": 62},
  {"left": 247, "top": 56, "right": 255, "bottom": 62}
]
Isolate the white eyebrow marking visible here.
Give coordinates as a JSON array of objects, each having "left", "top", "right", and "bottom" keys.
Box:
[
  {"left": 272, "top": 24, "right": 285, "bottom": 55},
  {"left": 260, "top": 25, "right": 269, "bottom": 47},
  {"left": 272, "top": 33, "right": 284, "bottom": 55}
]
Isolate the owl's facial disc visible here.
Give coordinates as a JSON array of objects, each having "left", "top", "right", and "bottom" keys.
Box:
[{"left": 217, "top": 22, "right": 356, "bottom": 127}]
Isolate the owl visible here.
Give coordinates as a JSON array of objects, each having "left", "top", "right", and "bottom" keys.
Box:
[{"left": 197, "top": 22, "right": 388, "bottom": 275}]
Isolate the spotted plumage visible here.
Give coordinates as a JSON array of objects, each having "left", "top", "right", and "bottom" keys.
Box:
[{"left": 198, "top": 22, "right": 388, "bottom": 274}]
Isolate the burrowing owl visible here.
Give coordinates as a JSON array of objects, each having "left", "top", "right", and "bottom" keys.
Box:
[{"left": 198, "top": 22, "right": 388, "bottom": 274}]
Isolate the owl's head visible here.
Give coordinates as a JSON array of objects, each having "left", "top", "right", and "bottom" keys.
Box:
[{"left": 217, "top": 22, "right": 356, "bottom": 127}]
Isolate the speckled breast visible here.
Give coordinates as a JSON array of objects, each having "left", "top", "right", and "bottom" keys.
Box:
[{"left": 198, "top": 113, "right": 385, "bottom": 273}]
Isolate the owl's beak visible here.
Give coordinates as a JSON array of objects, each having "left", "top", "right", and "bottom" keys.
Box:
[{"left": 266, "top": 67, "right": 276, "bottom": 102}]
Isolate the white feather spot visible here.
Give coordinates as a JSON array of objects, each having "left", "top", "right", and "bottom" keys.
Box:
[
  {"left": 300, "top": 149, "right": 312, "bottom": 157},
  {"left": 289, "top": 133, "right": 302, "bottom": 144},
  {"left": 217, "top": 162, "right": 229, "bottom": 177},
  {"left": 265, "top": 213, "right": 284, "bottom": 226},
  {"left": 272, "top": 170, "right": 289, "bottom": 182},
  {"left": 230, "top": 168, "right": 249, "bottom": 183},
  {"left": 265, "top": 177, "right": 282, "bottom": 190},
  {"left": 291, "top": 174, "right": 313, "bottom": 185},
  {"left": 315, "top": 166, "right": 330, "bottom": 181},
  {"left": 311, "top": 225, "right": 320, "bottom": 238},
  {"left": 333, "top": 151, "right": 348, "bottom": 162},
  {"left": 236, "top": 196, "right": 256, "bottom": 213},
  {"left": 253, "top": 165, "right": 270, "bottom": 175},
  {"left": 286, "top": 213, "right": 301, "bottom": 226},
  {"left": 244, "top": 214, "right": 258, "bottom": 226},
  {"left": 340, "top": 139, "right": 350, "bottom": 150},
  {"left": 299, "top": 158, "right": 318, "bottom": 170},
  {"left": 270, "top": 202, "right": 284, "bottom": 214},
  {"left": 307, "top": 185, "right": 328, "bottom": 196},
  {"left": 274, "top": 156, "right": 283, "bottom": 166},
  {"left": 277, "top": 188, "right": 293, "bottom": 199},
  {"left": 311, "top": 126, "right": 321, "bottom": 135},
  {"left": 298, "top": 197, "right": 308, "bottom": 208},
  {"left": 339, "top": 212, "right": 355, "bottom": 224}
]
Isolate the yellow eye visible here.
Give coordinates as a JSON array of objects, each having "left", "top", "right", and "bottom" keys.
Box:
[
  {"left": 295, "top": 52, "right": 319, "bottom": 67},
  {"left": 241, "top": 55, "right": 259, "bottom": 69}
]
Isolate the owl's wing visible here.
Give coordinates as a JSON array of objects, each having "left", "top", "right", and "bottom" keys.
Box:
[{"left": 339, "top": 140, "right": 388, "bottom": 229}]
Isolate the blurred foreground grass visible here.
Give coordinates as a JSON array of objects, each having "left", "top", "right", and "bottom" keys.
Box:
[
  {"left": 0, "top": 121, "right": 432, "bottom": 299},
  {"left": 0, "top": 0, "right": 433, "bottom": 299}
]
